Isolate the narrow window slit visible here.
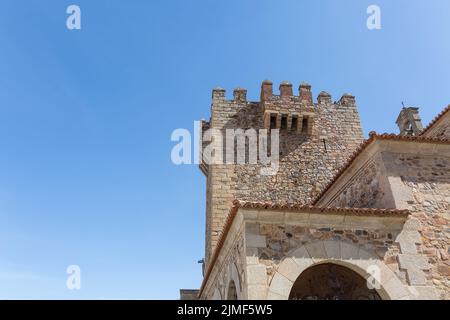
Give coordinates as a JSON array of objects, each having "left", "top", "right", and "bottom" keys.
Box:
[
  {"left": 270, "top": 114, "right": 277, "bottom": 129},
  {"left": 291, "top": 116, "right": 298, "bottom": 131},
  {"left": 281, "top": 115, "right": 288, "bottom": 130},
  {"left": 302, "top": 117, "right": 309, "bottom": 133}
]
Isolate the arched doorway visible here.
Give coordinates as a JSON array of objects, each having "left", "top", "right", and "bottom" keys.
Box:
[
  {"left": 288, "top": 263, "right": 381, "bottom": 300},
  {"left": 227, "top": 281, "right": 237, "bottom": 300}
]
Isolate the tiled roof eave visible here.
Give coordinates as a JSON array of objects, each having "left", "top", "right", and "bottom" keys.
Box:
[
  {"left": 420, "top": 105, "right": 450, "bottom": 136},
  {"left": 234, "top": 200, "right": 410, "bottom": 216}
]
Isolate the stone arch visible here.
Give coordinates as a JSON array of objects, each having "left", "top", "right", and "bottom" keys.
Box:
[
  {"left": 224, "top": 262, "right": 242, "bottom": 300},
  {"left": 267, "top": 240, "right": 413, "bottom": 300},
  {"left": 289, "top": 263, "right": 382, "bottom": 300}
]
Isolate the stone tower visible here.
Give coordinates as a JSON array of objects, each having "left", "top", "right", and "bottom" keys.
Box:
[{"left": 199, "top": 80, "right": 364, "bottom": 267}]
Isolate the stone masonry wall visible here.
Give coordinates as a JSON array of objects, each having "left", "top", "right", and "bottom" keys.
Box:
[
  {"left": 382, "top": 152, "right": 450, "bottom": 299},
  {"left": 314, "top": 146, "right": 449, "bottom": 299},
  {"left": 321, "top": 149, "right": 449, "bottom": 299}
]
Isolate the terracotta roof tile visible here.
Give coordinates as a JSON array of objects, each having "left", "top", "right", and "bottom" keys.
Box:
[
  {"left": 233, "top": 199, "right": 409, "bottom": 216},
  {"left": 420, "top": 105, "right": 450, "bottom": 136}
]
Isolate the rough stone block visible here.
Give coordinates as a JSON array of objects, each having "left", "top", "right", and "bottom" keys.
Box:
[
  {"left": 305, "top": 241, "right": 327, "bottom": 261},
  {"left": 398, "top": 254, "right": 430, "bottom": 270},
  {"left": 406, "top": 269, "right": 427, "bottom": 286},
  {"left": 323, "top": 240, "right": 341, "bottom": 259},
  {"left": 397, "top": 230, "right": 421, "bottom": 254},
  {"left": 246, "top": 234, "right": 267, "bottom": 248},
  {"left": 247, "top": 285, "right": 269, "bottom": 300},
  {"left": 246, "top": 247, "right": 259, "bottom": 265},
  {"left": 290, "top": 246, "right": 310, "bottom": 260},
  {"left": 247, "top": 264, "right": 268, "bottom": 285},
  {"left": 397, "top": 254, "right": 430, "bottom": 286},
  {"left": 266, "top": 290, "right": 287, "bottom": 300},
  {"left": 341, "top": 242, "right": 360, "bottom": 260},
  {"left": 382, "top": 276, "right": 410, "bottom": 300},
  {"left": 277, "top": 258, "right": 301, "bottom": 282},
  {"left": 408, "top": 286, "right": 438, "bottom": 300},
  {"left": 268, "top": 272, "right": 293, "bottom": 297}
]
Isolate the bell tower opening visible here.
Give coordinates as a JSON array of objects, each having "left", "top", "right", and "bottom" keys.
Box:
[{"left": 396, "top": 106, "right": 424, "bottom": 136}]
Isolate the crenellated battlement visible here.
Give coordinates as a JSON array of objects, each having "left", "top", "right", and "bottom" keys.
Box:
[
  {"left": 210, "top": 80, "right": 358, "bottom": 134},
  {"left": 212, "top": 80, "right": 356, "bottom": 106},
  {"left": 317, "top": 91, "right": 332, "bottom": 104}
]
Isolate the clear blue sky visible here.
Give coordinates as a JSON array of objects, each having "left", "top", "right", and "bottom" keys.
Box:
[{"left": 0, "top": 0, "right": 449, "bottom": 299}]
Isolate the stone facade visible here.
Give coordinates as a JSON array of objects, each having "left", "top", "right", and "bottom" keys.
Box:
[
  {"left": 383, "top": 151, "right": 450, "bottom": 299},
  {"left": 316, "top": 138, "right": 450, "bottom": 300},
  {"left": 192, "top": 80, "right": 450, "bottom": 300}
]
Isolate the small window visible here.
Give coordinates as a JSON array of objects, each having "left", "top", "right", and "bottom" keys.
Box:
[
  {"left": 281, "top": 115, "right": 288, "bottom": 130},
  {"left": 302, "top": 117, "right": 309, "bottom": 133},
  {"left": 291, "top": 116, "right": 298, "bottom": 131},
  {"left": 270, "top": 114, "right": 277, "bottom": 129}
]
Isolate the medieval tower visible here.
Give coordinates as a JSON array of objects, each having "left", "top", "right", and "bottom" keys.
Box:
[{"left": 200, "top": 81, "right": 364, "bottom": 268}]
